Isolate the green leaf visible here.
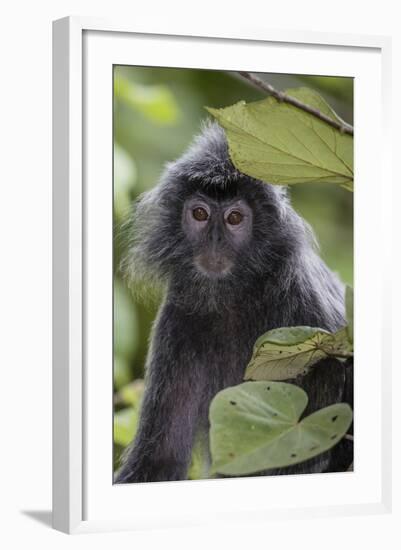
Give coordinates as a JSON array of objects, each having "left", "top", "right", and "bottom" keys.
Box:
[
  {"left": 114, "top": 407, "right": 139, "bottom": 447},
  {"left": 114, "top": 75, "right": 179, "bottom": 125},
  {"left": 114, "top": 382, "right": 144, "bottom": 448},
  {"left": 244, "top": 326, "right": 353, "bottom": 382},
  {"left": 345, "top": 286, "right": 354, "bottom": 344},
  {"left": 114, "top": 278, "right": 139, "bottom": 361},
  {"left": 188, "top": 438, "right": 210, "bottom": 481},
  {"left": 209, "top": 381, "right": 353, "bottom": 475},
  {"left": 114, "top": 143, "right": 137, "bottom": 220},
  {"left": 206, "top": 87, "right": 353, "bottom": 190},
  {"left": 117, "top": 379, "right": 145, "bottom": 407},
  {"left": 114, "top": 356, "right": 132, "bottom": 391}
]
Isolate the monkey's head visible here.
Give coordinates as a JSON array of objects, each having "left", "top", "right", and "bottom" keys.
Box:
[{"left": 123, "top": 122, "right": 314, "bottom": 309}]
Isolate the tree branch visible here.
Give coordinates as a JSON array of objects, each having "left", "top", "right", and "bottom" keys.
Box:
[{"left": 238, "top": 71, "right": 354, "bottom": 136}]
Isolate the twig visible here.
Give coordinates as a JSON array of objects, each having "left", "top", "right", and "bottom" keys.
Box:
[
  {"left": 238, "top": 71, "right": 354, "bottom": 137},
  {"left": 344, "top": 433, "right": 354, "bottom": 442}
]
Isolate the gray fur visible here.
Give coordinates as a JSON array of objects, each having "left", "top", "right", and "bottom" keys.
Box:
[{"left": 115, "top": 122, "right": 353, "bottom": 483}]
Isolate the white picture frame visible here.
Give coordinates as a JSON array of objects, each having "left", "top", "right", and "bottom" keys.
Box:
[{"left": 52, "top": 16, "right": 392, "bottom": 534}]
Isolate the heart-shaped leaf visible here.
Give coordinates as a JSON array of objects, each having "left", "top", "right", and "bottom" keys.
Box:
[
  {"left": 206, "top": 87, "right": 353, "bottom": 191},
  {"left": 244, "top": 326, "right": 353, "bottom": 382},
  {"left": 209, "top": 381, "right": 353, "bottom": 475}
]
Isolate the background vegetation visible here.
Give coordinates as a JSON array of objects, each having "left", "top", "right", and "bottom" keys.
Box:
[{"left": 113, "top": 66, "right": 353, "bottom": 474}]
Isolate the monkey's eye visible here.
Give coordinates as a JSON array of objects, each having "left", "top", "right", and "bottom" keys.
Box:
[
  {"left": 192, "top": 207, "right": 209, "bottom": 222},
  {"left": 227, "top": 210, "right": 243, "bottom": 225}
]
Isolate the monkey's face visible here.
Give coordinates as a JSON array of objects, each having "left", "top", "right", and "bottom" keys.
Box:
[
  {"left": 124, "top": 122, "right": 305, "bottom": 299},
  {"left": 182, "top": 194, "right": 253, "bottom": 278}
]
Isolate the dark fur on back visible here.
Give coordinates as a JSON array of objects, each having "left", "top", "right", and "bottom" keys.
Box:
[{"left": 116, "top": 122, "right": 352, "bottom": 483}]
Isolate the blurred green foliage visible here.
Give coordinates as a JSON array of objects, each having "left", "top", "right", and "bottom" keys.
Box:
[{"left": 113, "top": 67, "right": 353, "bottom": 475}]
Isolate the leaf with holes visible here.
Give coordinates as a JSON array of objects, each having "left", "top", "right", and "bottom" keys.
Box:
[
  {"left": 244, "top": 326, "right": 353, "bottom": 382},
  {"left": 209, "top": 381, "right": 353, "bottom": 475},
  {"left": 206, "top": 87, "right": 353, "bottom": 191},
  {"left": 345, "top": 285, "right": 354, "bottom": 344}
]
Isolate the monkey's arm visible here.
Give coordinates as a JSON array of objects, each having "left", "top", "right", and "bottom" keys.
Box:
[{"left": 115, "top": 310, "right": 202, "bottom": 483}]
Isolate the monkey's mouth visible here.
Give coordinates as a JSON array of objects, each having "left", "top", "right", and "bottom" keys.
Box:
[{"left": 194, "top": 253, "right": 233, "bottom": 278}]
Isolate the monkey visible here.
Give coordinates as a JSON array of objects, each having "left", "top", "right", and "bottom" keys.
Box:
[{"left": 115, "top": 122, "right": 353, "bottom": 483}]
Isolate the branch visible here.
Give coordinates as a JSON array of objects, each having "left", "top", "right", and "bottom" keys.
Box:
[{"left": 238, "top": 71, "right": 354, "bottom": 137}]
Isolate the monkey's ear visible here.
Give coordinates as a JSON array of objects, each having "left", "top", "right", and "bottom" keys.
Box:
[
  {"left": 275, "top": 184, "right": 289, "bottom": 198},
  {"left": 266, "top": 183, "right": 290, "bottom": 221},
  {"left": 261, "top": 180, "right": 289, "bottom": 199}
]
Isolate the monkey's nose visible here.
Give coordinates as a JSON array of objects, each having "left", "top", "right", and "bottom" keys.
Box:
[{"left": 194, "top": 253, "right": 233, "bottom": 278}]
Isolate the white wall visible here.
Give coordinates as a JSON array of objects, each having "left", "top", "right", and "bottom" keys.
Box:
[{"left": 0, "top": 0, "right": 399, "bottom": 548}]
